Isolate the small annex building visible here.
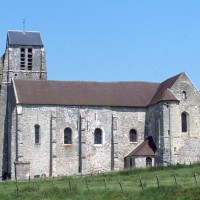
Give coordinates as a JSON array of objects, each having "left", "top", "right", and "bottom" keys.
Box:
[
  {"left": 125, "top": 136, "right": 157, "bottom": 168},
  {"left": 0, "top": 30, "right": 200, "bottom": 179}
]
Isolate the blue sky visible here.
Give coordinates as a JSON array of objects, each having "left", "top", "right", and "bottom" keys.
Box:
[{"left": 1, "top": 1, "right": 200, "bottom": 88}]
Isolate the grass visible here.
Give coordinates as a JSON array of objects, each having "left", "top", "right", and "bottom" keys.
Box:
[{"left": 1, "top": 163, "right": 200, "bottom": 199}]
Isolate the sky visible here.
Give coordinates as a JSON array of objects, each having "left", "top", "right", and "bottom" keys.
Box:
[{"left": 1, "top": 1, "right": 200, "bottom": 88}]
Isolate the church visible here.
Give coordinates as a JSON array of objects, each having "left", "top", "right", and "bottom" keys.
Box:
[{"left": 0, "top": 30, "right": 200, "bottom": 179}]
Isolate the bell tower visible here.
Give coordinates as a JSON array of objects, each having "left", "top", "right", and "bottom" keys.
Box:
[
  {"left": 3, "top": 30, "right": 47, "bottom": 82},
  {"left": 0, "top": 30, "right": 47, "bottom": 179}
]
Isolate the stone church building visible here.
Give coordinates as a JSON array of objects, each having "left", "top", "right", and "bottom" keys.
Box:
[{"left": 0, "top": 30, "right": 199, "bottom": 179}]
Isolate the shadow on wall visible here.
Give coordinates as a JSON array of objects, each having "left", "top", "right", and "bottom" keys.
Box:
[{"left": 2, "top": 85, "right": 14, "bottom": 180}]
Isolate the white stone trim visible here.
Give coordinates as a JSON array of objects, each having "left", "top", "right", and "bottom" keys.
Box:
[{"left": 12, "top": 78, "right": 19, "bottom": 104}]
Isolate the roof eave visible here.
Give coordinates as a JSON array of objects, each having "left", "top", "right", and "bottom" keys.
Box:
[
  {"left": 148, "top": 99, "right": 179, "bottom": 107},
  {"left": 15, "top": 102, "right": 149, "bottom": 108}
]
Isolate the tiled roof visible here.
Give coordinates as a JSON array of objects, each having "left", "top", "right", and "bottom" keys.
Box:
[
  {"left": 149, "top": 73, "right": 182, "bottom": 105},
  {"left": 7, "top": 31, "right": 43, "bottom": 47},
  {"left": 12, "top": 72, "right": 183, "bottom": 107},
  {"left": 126, "top": 136, "right": 157, "bottom": 157},
  {"left": 13, "top": 79, "right": 159, "bottom": 107}
]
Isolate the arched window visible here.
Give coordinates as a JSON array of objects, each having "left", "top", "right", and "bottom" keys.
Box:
[
  {"left": 146, "top": 157, "right": 152, "bottom": 167},
  {"left": 129, "top": 129, "right": 137, "bottom": 142},
  {"left": 181, "top": 112, "right": 188, "bottom": 132},
  {"left": 94, "top": 128, "right": 102, "bottom": 144},
  {"left": 64, "top": 128, "right": 72, "bottom": 144},
  {"left": 130, "top": 157, "right": 133, "bottom": 167},
  {"left": 182, "top": 91, "right": 187, "bottom": 100},
  {"left": 35, "top": 124, "right": 40, "bottom": 144}
]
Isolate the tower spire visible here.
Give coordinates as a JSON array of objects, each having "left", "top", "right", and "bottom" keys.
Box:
[{"left": 23, "top": 18, "right": 26, "bottom": 32}]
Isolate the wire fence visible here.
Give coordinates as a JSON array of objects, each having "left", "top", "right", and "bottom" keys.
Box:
[{"left": 0, "top": 171, "right": 199, "bottom": 195}]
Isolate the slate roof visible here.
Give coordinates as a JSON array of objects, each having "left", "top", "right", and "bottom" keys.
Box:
[
  {"left": 12, "top": 73, "right": 183, "bottom": 107},
  {"left": 126, "top": 136, "right": 157, "bottom": 157},
  {"left": 7, "top": 31, "right": 43, "bottom": 47}
]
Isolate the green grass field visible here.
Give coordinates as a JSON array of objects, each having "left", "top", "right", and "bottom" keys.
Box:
[{"left": 1, "top": 164, "right": 200, "bottom": 200}]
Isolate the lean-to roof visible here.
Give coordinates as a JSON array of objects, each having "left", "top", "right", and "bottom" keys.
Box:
[{"left": 126, "top": 136, "right": 157, "bottom": 157}]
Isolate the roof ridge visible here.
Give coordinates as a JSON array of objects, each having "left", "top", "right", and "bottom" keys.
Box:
[
  {"left": 160, "top": 72, "right": 183, "bottom": 85},
  {"left": 13, "top": 79, "right": 160, "bottom": 84},
  {"left": 8, "top": 30, "right": 40, "bottom": 33}
]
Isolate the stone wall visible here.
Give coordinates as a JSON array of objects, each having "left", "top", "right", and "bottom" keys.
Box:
[
  {"left": 150, "top": 73, "right": 200, "bottom": 165},
  {"left": 169, "top": 73, "right": 200, "bottom": 164},
  {"left": 10, "top": 105, "right": 147, "bottom": 178},
  {"left": 125, "top": 156, "right": 155, "bottom": 168},
  {"left": 144, "top": 73, "right": 200, "bottom": 166}
]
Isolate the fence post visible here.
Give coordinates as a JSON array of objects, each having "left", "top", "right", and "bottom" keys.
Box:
[
  {"left": 118, "top": 179, "right": 123, "bottom": 191},
  {"left": 104, "top": 179, "right": 107, "bottom": 190},
  {"left": 15, "top": 179, "right": 19, "bottom": 194},
  {"left": 86, "top": 179, "right": 90, "bottom": 191},
  {"left": 52, "top": 176, "right": 54, "bottom": 186},
  {"left": 194, "top": 173, "right": 198, "bottom": 188},
  {"left": 69, "top": 178, "right": 72, "bottom": 191},
  {"left": 16, "top": 184, "right": 19, "bottom": 194},
  {"left": 156, "top": 175, "right": 160, "bottom": 187},
  {"left": 173, "top": 175, "right": 178, "bottom": 188},
  {"left": 139, "top": 176, "right": 144, "bottom": 189}
]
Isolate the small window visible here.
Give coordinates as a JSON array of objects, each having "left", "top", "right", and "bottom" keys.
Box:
[
  {"left": 20, "top": 64, "right": 25, "bottom": 69},
  {"left": 20, "top": 48, "right": 25, "bottom": 70},
  {"left": 129, "top": 129, "right": 137, "bottom": 142},
  {"left": 146, "top": 157, "right": 152, "bottom": 167},
  {"left": 174, "top": 147, "right": 176, "bottom": 152},
  {"left": 27, "top": 48, "right": 32, "bottom": 70},
  {"left": 182, "top": 91, "right": 187, "bottom": 100},
  {"left": 94, "top": 128, "right": 102, "bottom": 144},
  {"left": 35, "top": 125, "right": 40, "bottom": 144},
  {"left": 113, "top": 117, "right": 117, "bottom": 130},
  {"left": 181, "top": 112, "right": 188, "bottom": 132},
  {"left": 64, "top": 128, "right": 72, "bottom": 144}
]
